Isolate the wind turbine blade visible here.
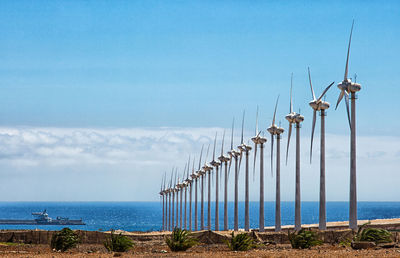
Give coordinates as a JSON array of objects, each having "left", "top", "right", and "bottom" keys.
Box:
[
  {"left": 335, "top": 90, "right": 345, "bottom": 110},
  {"left": 192, "top": 157, "right": 196, "bottom": 173},
  {"left": 310, "top": 110, "right": 317, "bottom": 163},
  {"left": 270, "top": 134, "right": 274, "bottom": 176},
  {"left": 344, "top": 91, "right": 352, "bottom": 130},
  {"left": 272, "top": 95, "right": 279, "bottom": 125},
  {"left": 163, "top": 171, "right": 167, "bottom": 190},
  {"left": 308, "top": 67, "right": 316, "bottom": 100},
  {"left": 187, "top": 155, "right": 191, "bottom": 178},
  {"left": 205, "top": 143, "right": 210, "bottom": 165},
  {"left": 198, "top": 145, "right": 204, "bottom": 170},
  {"left": 290, "top": 73, "right": 293, "bottom": 113},
  {"left": 227, "top": 158, "right": 232, "bottom": 179},
  {"left": 257, "top": 130, "right": 261, "bottom": 137},
  {"left": 238, "top": 152, "right": 243, "bottom": 173},
  {"left": 230, "top": 117, "right": 234, "bottom": 150},
  {"left": 241, "top": 110, "right": 245, "bottom": 144},
  {"left": 344, "top": 20, "right": 354, "bottom": 81},
  {"left": 286, "top": 122, "right": 292, "bottom": 165},
  {"left": 221, "top": 130, "right": 225, "bottom": 156},
  {"left": 183, "top": 163, "right": 187, "bottom": 180},
  {"left": 253, "top": 143, "right": 257, "bottom": 181},
  {"left": 255, "top": 106, "right": 259, "bottom": 135},
  {"left": 317, "top": 81, "right": 335, "bottom": 101},
  {"left": 212, "top": 132, "right": 217, "bottom": 161}
]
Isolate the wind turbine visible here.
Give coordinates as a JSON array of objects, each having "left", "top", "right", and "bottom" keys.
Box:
[
  {"left": 183, "top": 156, "right": 191, "bottom": 230},
  {"left": 219, "top": 119, "right": 233, "bottom": 231},
  {"left": 159, "top": 172, "right": 167, "bottom": 231},
  {"left": 285, "top": 74, "right": 305, "bottom": 231},
  {"left": 267, "top": 96, "right": 284, "bottom": 232},
  {"left": 308, "top": 67, "right": 334, "bottom": 230},
  {"left": 335, "top": 20, "right": 361, "bottom": 230},
  {"left": 193, "top": 145, "right": 203, "bottom": 231},
  {"left": 177, "top": 164, "right": 186, "bottom": 229},
  {"left": 198, "top": 144, "right": 210, "bottom": 231},
  {"left": 237, "top": 111, "right": 252, "bottom": 231},
  {"left": 171, "top": 169, "right": 176, "bottom": 229},
  {"left": 251, "top": 106, "right": 267, "bottom": 232},
  {"left": 228, "top": 117, "right": 241, "bottom": 231},
  {"left": 202, "top": 144, "right": 213, "bottom": 231},
  {"left": 175, "top": 171, "right": 180, "bottom": 228},
  {"left": 168, "top": 169, "right": 173, "bottom": 230},
  {"left": 210, "top": 132, "right": 221, "bottom": 231},
  {"left": 188, "top": 157, "right": 196, "bottom": 230}
]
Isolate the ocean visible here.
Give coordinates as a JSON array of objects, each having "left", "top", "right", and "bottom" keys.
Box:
[{"left": 0, "top": 202, "right": 399, "bottom": 232}]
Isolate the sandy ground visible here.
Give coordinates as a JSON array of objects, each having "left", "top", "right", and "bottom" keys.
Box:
[{"left": 1, "top": 242, "right": 400, "bottom": 257}]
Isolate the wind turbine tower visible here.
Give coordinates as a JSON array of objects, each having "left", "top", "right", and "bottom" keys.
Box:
[
  {"left": 285, "top": 74, "right": 305, "bottom": 231},
  {"left": 267, "top": 96, "right": 284, "bottom": 232},
  {"left": 238, "top": 111, "right": 252, "bottom": 231},
  {"left": 228, "top": 118, "right": 241, "bottom": 231},
  {"left": 335, "top": 21, "right": 361, "bottom": 230},
  {"left": 210, "top": 132, "right": 221, "bottom": 231},
  {"left": 308, "top": 67, "right": 334, "bottom": 230},
  {"left": 251, "top": 106, "right": 267, "bottom": 232},
  {"left": 202, "top": 144, "right": 213, "bottom": 231}
]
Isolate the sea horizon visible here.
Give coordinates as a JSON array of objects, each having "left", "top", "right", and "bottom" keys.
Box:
[{"left": 1, "top": 201, "right": 399, "bottom": 232}]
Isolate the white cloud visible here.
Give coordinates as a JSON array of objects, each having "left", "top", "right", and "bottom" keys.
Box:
[{"left": 0, "top": 127, "right": 398, "bottom": 201}]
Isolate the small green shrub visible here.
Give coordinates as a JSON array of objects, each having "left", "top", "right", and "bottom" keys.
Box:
[
  {"left": 226, "top": 232, "right": 256, "bottom": 251},
  {"left": 104, "top": 230, "right": 134, "bottom": 252},
  {"left": 288, "top": 229, "right": 322, "bottom": 249},
  {"left": 50, "top": 228, "right": 80, "bottom": 252},
  {"left": 354, "top": 223, "right": 392, "bottom": 244},
  {"left": 165, "top": 228, "right": 198, "bottom": 252}
]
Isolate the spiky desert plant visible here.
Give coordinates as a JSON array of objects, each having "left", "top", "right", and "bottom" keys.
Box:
[
  {"left": 50, "top": 228, "right": 80, "bottom": 252},
  {"left": 104, "top": 230, "right": 134, "bottom": 252},
  {"left": 165, "top": 228, "right": 198, "bottom": 252},
  {"left": 288, "top": 229, "right": 322, "bottom": 249},
  {"left": 226, "top": 232, "right": 256, "bottom": 251},
  {"left": 354, "top": 222, "right": 392, "bottom": 244}
]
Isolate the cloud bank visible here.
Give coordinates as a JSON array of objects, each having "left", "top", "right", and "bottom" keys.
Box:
[{"left": 0, "top": 127, "right": 398, "bottom": 201}]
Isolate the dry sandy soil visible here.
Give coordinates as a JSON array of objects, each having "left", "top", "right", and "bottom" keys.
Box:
[{"left": 1, "top": 242, "right": 400, "bottom": 257}]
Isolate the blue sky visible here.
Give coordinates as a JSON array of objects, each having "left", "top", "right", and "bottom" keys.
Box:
[{"left": 0, "top": 1, "right": 399, "bottom": 201}]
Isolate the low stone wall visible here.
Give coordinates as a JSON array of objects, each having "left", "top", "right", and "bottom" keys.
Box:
[{"left": 1, "top": 218, "right": 400, "bottom": 246}]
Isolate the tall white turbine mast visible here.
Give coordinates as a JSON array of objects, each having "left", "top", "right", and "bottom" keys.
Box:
[
  {"left": 237, "top": 111, "right": 252, "bottom": 231},
  {"left": 175, "top": 168, "right": 179, "bottom": 228},
  {"left": 178, "top": 163, "right": 187, "bottom": 229},
  {"left": 267, "top": 96, "right": 284, "bottom": 232},
  {"left": 188, "top": 157, "right": 196, "bottom": 230},
  {"left": 198, "top": 144, "right": 210, "bottom": 231},
  {"left": 193, "top": 145, "right": 203, "bottom": 231},
  {"left": 226, "top": 118, "right": 237, "bottom": 230},
  {"left": 210, "top": 132, "right": 221, "bottom": 231},
  {"left": 251, "top": 106, "right": 267, "bottom": 232},
  {"left": 159, "top": 172, "right": 167, "bottom": 231},
  {"left": 171, "top": 168, "right": 176, "bottom": 229},
  {"left": 202, "top": 143, "right": 213, "bottom": 231},
  {"left": 308, "top": 67, "right": 334, "bottom": 230},
  {"left": 218, "top": 129, "right": 230, "bottom": 231},
  {"left": 229, "top": 115, "right": 242, "bottom": 231},
  {"left": 183, "top": 156, "right": 191, "bottom": 230},
  {"left": 168, "top": 168, "right": 173, "bottom": 231},
  {"left": 285, "top": 74, "right": 305, "bottom": 231},
  {"left": 335, "top": 20, "right": 361, "bottom": 230}
]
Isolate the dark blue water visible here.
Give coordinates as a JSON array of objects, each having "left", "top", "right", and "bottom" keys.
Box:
[{"left": 0, "top": 202, "right": 399, "bottom": 232}]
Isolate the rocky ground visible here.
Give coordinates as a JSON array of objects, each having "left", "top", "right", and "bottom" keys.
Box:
[{"left": 1, "top": 242, "right": 400, "bottom": 257}]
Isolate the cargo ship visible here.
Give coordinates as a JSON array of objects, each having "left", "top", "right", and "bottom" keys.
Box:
[{"left": 0, "top": 210, "right": 85, "bottom": 225}]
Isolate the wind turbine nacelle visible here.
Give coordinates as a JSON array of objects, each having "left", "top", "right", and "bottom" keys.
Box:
[
  {"left": 285, "top": 113, "right": 297, "bottom": 123},
  {"left": 210, "top": 160, "right": 221, "bottom": 167},
  {"left": 218, "top": 155, "right": 230, "bottom": 162},
  {"left": 348, "top": 82, "right": 361, "bottom": 93},
  {"left": 267, "top": 126, "right": 278, "bottom": 135},
  {"left": 276, "top": 127, "right": 284, "bottom": 134},
  {"left": 294, "top": 113, "right": 304, "bottom": 123},
  {"left": 319, "top": 101, "right": 330, "bottom": 110}
]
